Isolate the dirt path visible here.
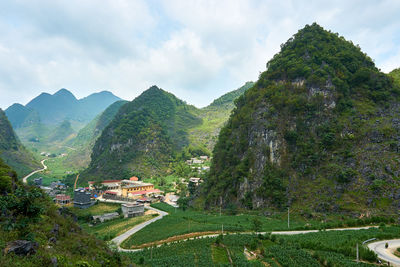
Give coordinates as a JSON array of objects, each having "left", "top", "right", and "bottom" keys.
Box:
[
  {"left": 74, "top": 173, "right": 80, "bottom": 189},
  {"left": 22, "top": 159, "right": 48, "bottom": 184}
]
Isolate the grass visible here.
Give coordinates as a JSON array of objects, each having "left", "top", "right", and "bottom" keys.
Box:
[
  {"left": 69, "top": 202, "right": 121, "bottom": 218},
  {"left": 81, "top": 214, "right": 156, "bottom": 241},
  {"left": 143, "top": 175, "right": 180, "bottom": 193},
  {"left": 43, "top": 156, "right": 80, "bottom": 178},
  {"left": 211, "top": 245, "right": 230, "bottom": 264},
  {"left": 27, "top": 172, "right": 61, "bottom": 186}
]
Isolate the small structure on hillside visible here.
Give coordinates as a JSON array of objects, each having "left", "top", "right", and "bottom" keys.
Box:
[
  {"left": 55, "top": 194, "right": 71, "bottom": 205},
  {"left": 121, "top": 203, "right": 144, "bottom": 218},
  {"left": 92, "top": 212, "right": 119, "bottom": 223},
  {"left": 33, "top": 177, "right": 42, "bottom": 186},
  {"left": 73, "top": 189, "right": 94, "bottom": 209},
  {"left": 189, "top": 177, "right": 201, "bottom": 186}
]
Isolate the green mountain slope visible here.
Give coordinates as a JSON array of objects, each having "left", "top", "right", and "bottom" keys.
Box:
[
  {"left": 82, "top": 86, "right": 202, "bottom": 181},
  {"left": 0, "top": 109, "right": 41, "bottom": 177},
  {"left": 202, "top": 23, "right": 400, "bottom": 214},
  {"left": 389, "top": 68, "right": 400, "bottom": 85},
  {"left": 4, "top": 103, "right": 40, "bottom": 128},
  {"left": 0, "top": 159, "right": 124, "bottom": 266},
  {"left": 62, "top": 100, "right": 128, "bottom": 169},
  {"left": 189, "top": 82, "right": 254, "bottom": 150},
  {"left": 47, "top": 120, "right": 75, "bottom": 143},
  {"left": 6, "top": 90, "right": 123, "bottom": 164}
]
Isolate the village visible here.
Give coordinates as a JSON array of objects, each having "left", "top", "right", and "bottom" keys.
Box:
[{"left": 29, "top": 156, "right": 209, "bottom": 230}]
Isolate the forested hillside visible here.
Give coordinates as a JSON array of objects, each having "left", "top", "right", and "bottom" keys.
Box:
[
  {"left": 62, "top": 100, "right": 128, "bottom": 169},
  {"left": 390, "top": 68, "right": 400, "bottom": 85},
  {"left": 0, "top": 158, "right": 124, "bottom": 266},
  {"left": 202, "top": 23, "right": 400, "bottom": 214},
  {"left": 189, "top": 82, "right": 254, "bottom": 150},
  {"left": 81, "top": 82, "right": 253, "bottom": 183},
  {"left": 82, "top": 86, "right": 202, "bottom": 181},
  {"left": 0, "top": 109, "right": 40, "bottom": 177}
]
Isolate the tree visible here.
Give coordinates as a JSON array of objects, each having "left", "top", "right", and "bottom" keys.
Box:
[
  {"left": 177, "top": 197, "right": 189, "bottom": 211},
  {"left": 252, "top": 217, "right": 262, "bottom": 232}
]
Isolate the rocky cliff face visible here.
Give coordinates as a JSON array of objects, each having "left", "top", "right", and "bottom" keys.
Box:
[{"left": 202, "top": 23, "right": 400, "bottom": 214}]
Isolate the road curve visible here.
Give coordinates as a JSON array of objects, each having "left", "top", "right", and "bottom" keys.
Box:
[
  {"left": 368, "top": 239, "right": 400, "bottom": 267},
  {"left": 111, "top": 206, "right": 168, "bottom": 252},
  {"left": 22, "top": 159, "right": 48, "bottom": 184},
  {"left": 115, "top": 208, "right": 377, "bottom": 253}
]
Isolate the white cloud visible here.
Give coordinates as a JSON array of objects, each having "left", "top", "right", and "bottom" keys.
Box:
[{"left": 0, "top": 0, "right": 399, "bottom": 109}]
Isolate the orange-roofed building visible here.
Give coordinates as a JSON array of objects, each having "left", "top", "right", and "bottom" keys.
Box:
[{"left": 130, "top": 176, "right": 139, "bottom": 181}]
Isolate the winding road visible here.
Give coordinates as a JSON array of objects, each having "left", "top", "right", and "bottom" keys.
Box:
[
  {"left": 22, "top": 159, "right": 48, "bottom": 184},
  {"left": 368, "top": 239, "right": 400, "bottom": 266},
  {"left": 111, "top": 206, "right": 379, "bottom": 253},
  {"left": 111, "top": 206, "right": 168, "bottom": 251}
]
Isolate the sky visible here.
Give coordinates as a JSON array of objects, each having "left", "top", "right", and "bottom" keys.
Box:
[{"left": 0, "top": 0, "right": 399, "bottom": 109}]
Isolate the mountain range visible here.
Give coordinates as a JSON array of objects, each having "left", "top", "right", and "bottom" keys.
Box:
[
  {"left": 201, "top": 23, "right": 400, "bottom": 214},
  {"left": 5, "top": 89, "right": 121, "bottom": 127}
]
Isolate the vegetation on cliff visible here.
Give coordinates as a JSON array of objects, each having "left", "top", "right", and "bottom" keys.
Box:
[
  {"left": 0, "top": 109, "right": 40, "bottom": 177},
  {"left": 202, "top": 23, "right": 400, "bottom": 213},
  {"left": 82, "top": 86, "right": 202, "bottom": 181},
  {"left": 0, "top": 158, "right": 124, "bottom": 266}
]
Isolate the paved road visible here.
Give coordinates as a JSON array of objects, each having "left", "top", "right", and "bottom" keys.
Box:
[
  {"left": 114, "top": 209, "right": 378, "bottom": 253},
  {"left": 368, "top": 239, "right": 400, "bottom": 266},
  {"left": 111, "top": 206, "right": 168, "bottom": 251},
  {"left": 271, "top": 225, "right": 377, "bottom": 235},
  {"left": 22, "top": 159, "right": 48, "bottom": 184}
]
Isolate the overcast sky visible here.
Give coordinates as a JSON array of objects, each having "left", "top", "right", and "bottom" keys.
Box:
[{"left": 0, "top": 0, "right": 399, "bottom": 109}]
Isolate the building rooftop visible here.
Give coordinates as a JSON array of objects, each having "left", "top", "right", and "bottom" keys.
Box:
[
  {"left": 129, "top": 189, "right": 161, "bottom": 195},
  {"left": 104, "top": 190, "right": 117, "bottom": 195},
  {"left": 122, "top": 203, "right": 143, "bottom": 207},
  {"left": 129, "top": 176, "right": 139, "bottom": 181},
  {"left": 55, "top": 194, "right": 70, "bottom": 201}
]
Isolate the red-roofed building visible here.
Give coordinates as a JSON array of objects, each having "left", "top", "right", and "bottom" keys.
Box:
[
  {"left": 130, "top": 176, "right": 139, "bottom": 181},
  {"left": 55, "top": 194, "right": 71, "bottom": 205}
]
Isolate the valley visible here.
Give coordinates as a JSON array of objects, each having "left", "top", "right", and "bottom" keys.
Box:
[{"left": 1, "top": 22, "right": 399, "bottom": 267}]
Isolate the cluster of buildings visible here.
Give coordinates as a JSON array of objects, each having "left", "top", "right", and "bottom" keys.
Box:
[
  {"left": 88, "top": 176, "right": 162, "bottom": 201},
  {"left": 33, "top": 178, "right": 71, "bottom": 206},
  {"left": 185, "top": 156, "right": 211, "bottom": 173},
  {"left": 185, "top": 155, "right": 209, "bottom": 165}
]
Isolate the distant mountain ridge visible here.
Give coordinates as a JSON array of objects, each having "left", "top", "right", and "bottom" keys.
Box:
[{"left": 5, "top": 89, "right": 122, "bottom": 127}]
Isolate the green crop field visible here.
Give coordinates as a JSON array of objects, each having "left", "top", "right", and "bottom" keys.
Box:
[
  {"left": 81, "top": 214, "right": 156, "bottom": 241},
  {"left": 123, "top": 225, "right": 400, "bottom": 266},
  {"left": 121, "top": 203, "right": 389, "bottom": 249}
]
